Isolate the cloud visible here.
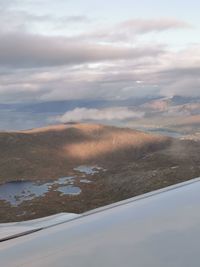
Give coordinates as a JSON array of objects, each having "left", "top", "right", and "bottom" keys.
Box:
[
  {"left": 161, "top": 77, "right": 200, "bottom": 97},
  {"left": 0, "top": 2, "right": 198, "bottom": 104},
  {"left": 152, "top": 46, "right": 200, "bottom": 97},
  {"left": 0, "top": 0, "right": 14, "bottom": 9},
  {"left": 80, "top": 18, "right": 191, "bottom": 43},
  {"left": 56, "top": 107, "right": 145, "bottom": 122},
  {"left": 0, "top": 32, "right": 164, "bottom": 68},
  {"left": 0, "top": 43, "right": 200, "bottom": 104},
  {"left": 59, "top": 15, "right": 91, "bottom": 24},
  {"left": 119, "top": 18, "right": 191, "bottom": 34},
  {"left": 1, "top": 44, "right": 200, "bottom": 104},
  {"left": 0, "top": 9, "right": 91, "bottom": 33}
]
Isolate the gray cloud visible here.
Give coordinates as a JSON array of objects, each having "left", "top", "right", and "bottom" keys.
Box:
[
  {"left": 119, "top": 18, "right": 191, "bottom": 34},
  {"left": 0, "top": 3, "right": 198, "bottom": 105},
  {"left": 0, "top": 0, "right": 14, "bottom": 9},
  {"left": 59, "top": 15, "right": 91, "bottom": 24},
  {"left": 79, "top": 18, "right": 191, "bottom": 43},
  {"left": 0, "top": 32, "right": 164, "bottom": 68},
  {"left": 0, "top": 6, "right": 92, "bottom": 33},
  {"left": 56, "top": 107, "right": 145, "bottom": 123},
  {"left": 1, "top": 44, "right": 200, "bottom": 104},
  {"left": 161, "top": 78, "right": 200, "bottom": 97}
]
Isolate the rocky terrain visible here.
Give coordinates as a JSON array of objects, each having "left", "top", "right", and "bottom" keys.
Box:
[
  {"left": 127, "top": 96, "right": 200, "bottom": 138},
  {"left": 0, "top": 123, "right": 200, "bottom": 222}
]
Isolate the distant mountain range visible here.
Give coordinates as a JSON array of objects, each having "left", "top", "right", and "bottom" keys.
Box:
[
  {"left": 0, "top": 97, "right": 158, "bottom": 113},
  {"left": 1, "top": 95, "right": 199, "bottom": 113},
  {"left": 0, "top": 95, "right": 199, "bottom": 134}
]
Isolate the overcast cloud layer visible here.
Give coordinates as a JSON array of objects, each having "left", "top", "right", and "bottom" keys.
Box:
[
  {"left": 0, "top": 0, "right": 199, "bottom": 105},
  {"left": 57, "top": 107, "right": 145, "bottom": 123}
]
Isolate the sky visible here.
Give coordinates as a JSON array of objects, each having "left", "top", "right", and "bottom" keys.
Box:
[{"left": 0, "top": 0, "right": 200, "bottom": 128}]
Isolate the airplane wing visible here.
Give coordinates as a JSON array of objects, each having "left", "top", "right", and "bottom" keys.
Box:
[{"left": 1, "top": 177, "right": 200, "bottom": 267}]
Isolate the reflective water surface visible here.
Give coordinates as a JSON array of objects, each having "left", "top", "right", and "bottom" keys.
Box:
[
  {"left": 0, "top": 181, "right": 49, "bottom": 206},
  {"left": 0, "top": 165, "right": 105, "bottom": 206},
  {"left": 58, "top": 186, "right": 81, "bottom": 195},
  {"left": 0, "top": 177, "right": 81, "bottom": 206},
  {"left": 74, "top": 165, "right": 106, "bottom": 175}
]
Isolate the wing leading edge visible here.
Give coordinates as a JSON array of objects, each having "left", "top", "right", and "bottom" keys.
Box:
[{"left": 1, "top": 177, "right": 200, "bottom": 267}]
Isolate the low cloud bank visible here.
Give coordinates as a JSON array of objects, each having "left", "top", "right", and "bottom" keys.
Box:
[{"left": 56, "top": 107, "right": 145, "bottom": 122}]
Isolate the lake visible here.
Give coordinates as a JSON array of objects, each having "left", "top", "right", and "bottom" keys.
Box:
[{"left": 0, "top": 165, "right": 105, "bottom": 206}]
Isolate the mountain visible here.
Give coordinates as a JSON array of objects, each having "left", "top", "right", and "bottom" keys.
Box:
[
  {"left": 0, "top": 123, "right": 170, "bottom": 182},
  {"left": 129, "top": 96, "right": 200, "bottom": 137},
  {"left": 1, "top": 95, "right": 199, "bottom": 134},
  {"left": 0, "top": 97, "right": 159, "bottom": 131},
  {"left": 0, "top": 123, "right": 200, "bottom": 222},
  {"left": 141, "top": 95, "right": 200, "bottom": 114},
  {"left": 0, "top": 98, "right": 157, "bottom": 113}
]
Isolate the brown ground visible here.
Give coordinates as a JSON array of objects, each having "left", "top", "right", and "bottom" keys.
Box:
[{"left": 0, "top": 123, "right": 200, "bottom": 222}]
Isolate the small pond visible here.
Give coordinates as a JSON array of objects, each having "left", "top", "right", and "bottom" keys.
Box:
[
  {"left": 80, "top": 179, "right": 92, "bottom": 184},
  {"left": 74, "top": 165, "right": 106, "bottom": 175},
  {"left": 58, "top": 185, "right": 81, "bottom": 196},
  {"left": 0, "top": 181, "right": 50, "bottom": 206},
  {"left": 0, "top": 165, "right": 105, "bottom": 207},
  {"left": 0, "top": 177, "right": 81, "bottom": 206}
]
